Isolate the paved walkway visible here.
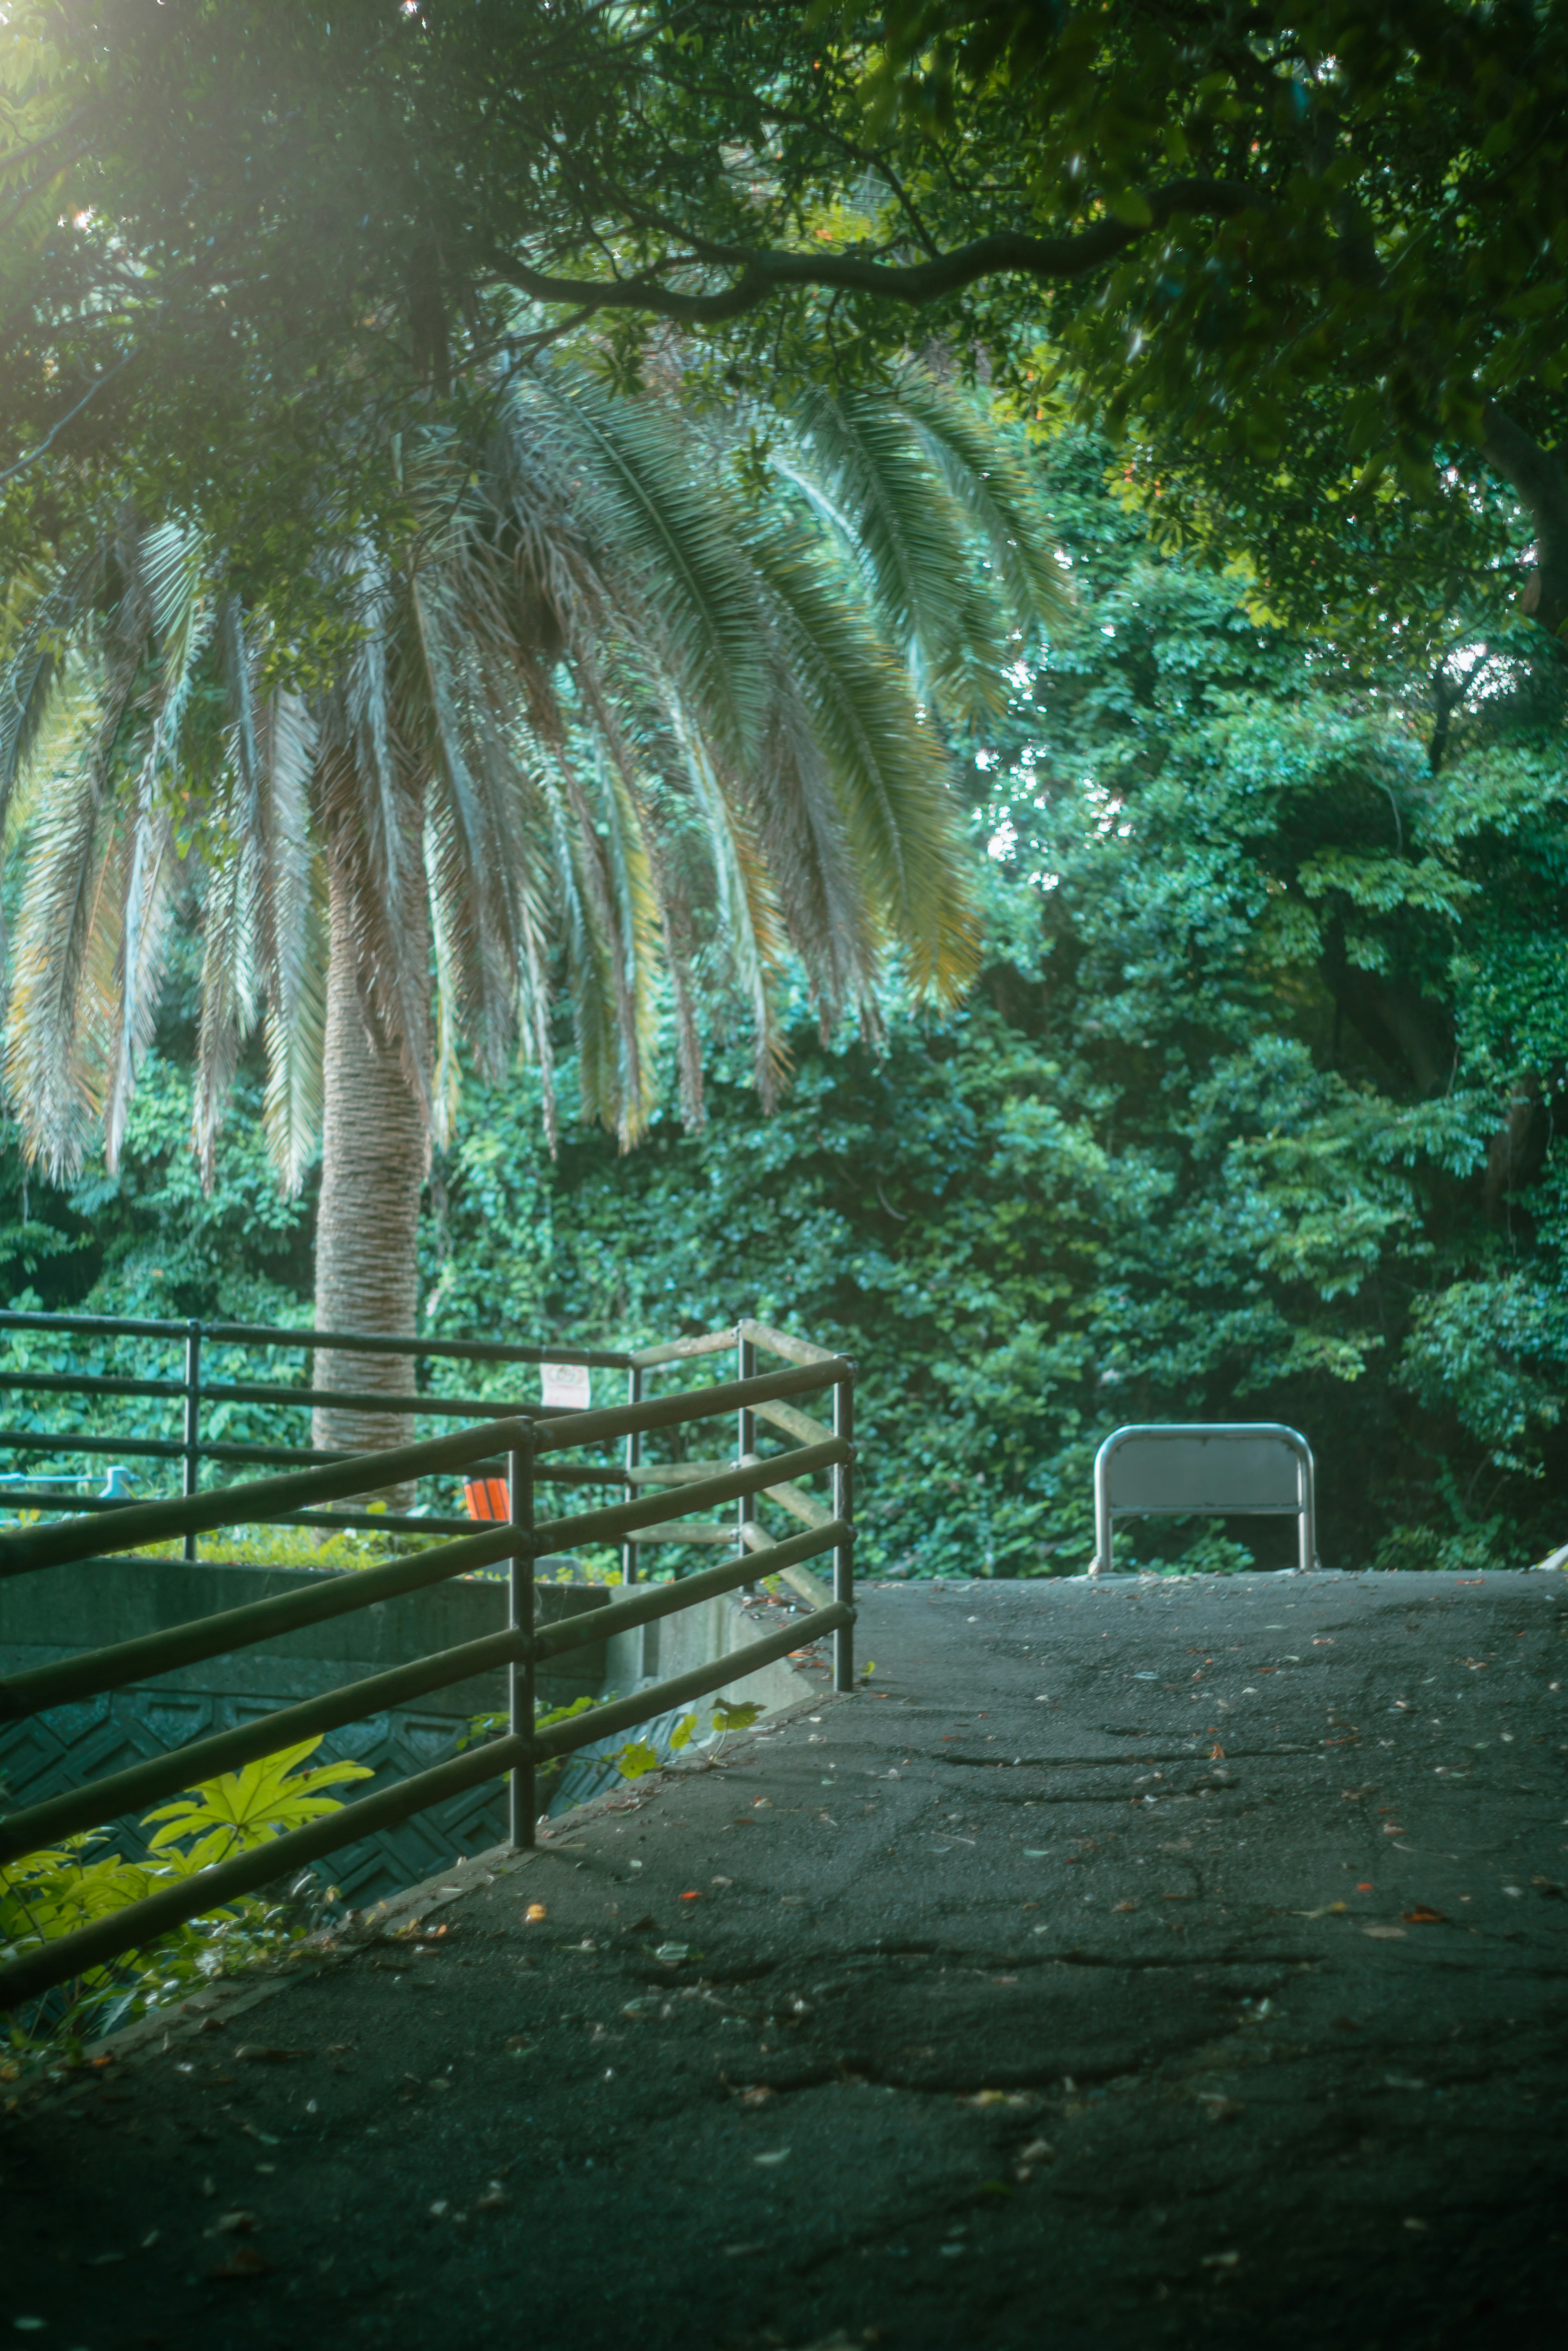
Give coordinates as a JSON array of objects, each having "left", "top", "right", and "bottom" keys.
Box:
[{"left": 6, "top": 1570, "right": 1567, "bottom": 2350}]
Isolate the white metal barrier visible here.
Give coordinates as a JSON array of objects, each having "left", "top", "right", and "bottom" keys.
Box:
[{"left": 1091, "top": 1422, "right": 1318, "bottom": 1575}]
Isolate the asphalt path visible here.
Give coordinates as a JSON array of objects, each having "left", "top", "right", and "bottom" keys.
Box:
[{"left": 5, "top": 1569, "right": 1567, "bottom": 2351}]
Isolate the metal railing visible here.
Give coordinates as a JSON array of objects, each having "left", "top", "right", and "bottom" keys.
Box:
[
  {"left": 0, "top": 1308, "right": 644, "bottom": 1555},
  {"left": 0, "top": 1326, "right": 855, "bottom": 2012}
]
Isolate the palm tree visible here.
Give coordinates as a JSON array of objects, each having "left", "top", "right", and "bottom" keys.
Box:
[{"left": 0, "top": 363, "right": 1062, "bottom": 1455}]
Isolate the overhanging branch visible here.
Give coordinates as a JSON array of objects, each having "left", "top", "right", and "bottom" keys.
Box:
[{"left": 483, "top": 178, "right": 1257, "bottom": 327}]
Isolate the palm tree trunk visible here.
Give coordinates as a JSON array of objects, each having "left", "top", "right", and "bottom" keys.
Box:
[{"left": 311, "top": 849, "right": 428, "bottom": 1495}]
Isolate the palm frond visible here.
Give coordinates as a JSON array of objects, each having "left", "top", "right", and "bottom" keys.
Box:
[
  {"left": 748, "top": 512, "right": 979, "bottom": 1006},
  {"left": 193, "top": 840, "right": 258, "bottom": 1188},
  {"left": 893, "top": 370, "right": 1071, "bottom": 636},
  {"left": 512, "top": 365, "right": 769, "bottom": 773},
  {"left": 261, "top": 857, "right": 327, "bottom": 1196}
]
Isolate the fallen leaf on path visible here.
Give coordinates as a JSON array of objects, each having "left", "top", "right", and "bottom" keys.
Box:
[
  {"left": 1364, "top": 1925, "right": 1406, "bottom": 1939},
  {"left": 738, "top": 2086, "right": 775, "bottom": 2106},
  {"left": 753, "top": 2148, "right": 791, "bottom": 2166},
  {"left": 208, "top": 2247, "right": 269, "bottom": 2281},
  {"left": 1113, "top": 1901, "right": 1138, "bottom": 1913},
  {"left": 1401, "top": 1906, "right": 1446, "bottom": 1925},
  {"left": 1018, "top": 2138, "right": 1055, "bottom": 2163},
  {"left": 1200, "top": 2251, "right": 1240, "bottom": 2270},
  {"left": 524, "top": 1903, "right": 547, "bottom": 1924},
  {"left": 211, "top": 2211, "right": 259, "bottom": 2235},
  {"left": 234, "top": 2046, "right": 310, "bottom": 2064}
]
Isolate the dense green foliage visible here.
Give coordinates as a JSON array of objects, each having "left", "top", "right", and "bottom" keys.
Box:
[
  {"left": 6, "top": 441, "right": 1565, "bottom": 1576},
  {"left": 5, "top": 4, "right": 1565, "bottom": 661}
]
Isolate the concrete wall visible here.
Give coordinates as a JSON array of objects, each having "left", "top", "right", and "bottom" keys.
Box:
[{"left": 0, "top": 1555, "right": 607, "bottom": 1903}]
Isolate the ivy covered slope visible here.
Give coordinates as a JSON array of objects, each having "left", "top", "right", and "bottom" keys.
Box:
[{"left": 7, "top": 441, "right": 1566, "bottom": 1577}]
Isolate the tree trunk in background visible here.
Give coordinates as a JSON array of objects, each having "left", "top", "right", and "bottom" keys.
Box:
[{"left": 311, "top": 850, "right": 428, "bottom": 1496}]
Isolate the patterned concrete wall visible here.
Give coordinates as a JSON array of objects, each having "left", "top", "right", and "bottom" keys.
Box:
[{"left": 0, "top": 1556, "right": 610, "bottom": 1906}]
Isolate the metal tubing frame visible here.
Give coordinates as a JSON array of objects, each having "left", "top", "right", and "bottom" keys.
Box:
[
  {"left": 736, "top": 1325, "right": 757, "bottom": 1562},
  {"left": 1090, "top": 1421, "right": 1319, "bottom": 1576},
  {"left": 621, "top": 1362, "right": 642, "bottom": 1587},
  {"left": 833, "top": 1366, "right": 855, "bottom": 1690},
  {"left": 180, "top": 1321, "right": 201, "bottom": 1562},
  {"left": 508, "top": 1436, "right": 535, "bottom": 1850}
]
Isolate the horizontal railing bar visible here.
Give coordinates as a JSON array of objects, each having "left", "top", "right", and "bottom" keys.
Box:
[
  {"left": 0, "top": 1369, "right": 184, "bottom": 1403},
  {"left": 253, "top": 1509, "right": 482, "bottom": 1537},
  {"left": 624, "top": 1523, "right": 734, "bottom": 1544},
  {"left": 0, "top": 1307, "right": 636, "bottom": 1369},
  {"left": 0, "top": 1598, "right": 851, "bottom": 2012},
  {"left": 535, "top": 1519, "right": 844, "bottom": 1662},
  {"left": 0, "top": 1428, "right": 188, "bottom": 1462},
  {"left": 742, "top": 1455, "right": 834, "bottom": 1531},
  {"left": 532, "top": 1439, "right": 847, "bottom": 1553},
  {"left": 741, "top": 1518, "right": 835, "bottom": 1610},
  {"left": 0, "top": 1419, "right": 534, "bottom": 1579},
  {"left": 739, "top": 1319, "right": 840, "bottom": 1368},
  {"left": 628, "top": 1328, "right": 739, "bottom": 1370},
  {"left": 196, "top": 1381, "right": 538, "bottom": 1419},
  {"left": 0, "top": 1309, "right": 194, "bottom": 1343},
  {"left": 202, "top": 1321, "right": 635, "bottom": 1368},
  {"left": 0, "top": 1521, "right": 522, "bottom": 1721},
  {"left": 0, "top": 1491, "right": 152, "bottom": 1515},
  {"left": 0, "top": 1624, "right": 536, "bottom": 1865},
  {"left": 624, "top": 1461, "right": 731, "bottom": 1484},
  {"left": 531, "top": 1360, "right": 848, "bottom": 1458},
  {"left": 753, "top": 1396, "right": 835, "bottom": 1446},
  {"left": 201, "top": 1451, "right": 620, "bottom": 1485}
]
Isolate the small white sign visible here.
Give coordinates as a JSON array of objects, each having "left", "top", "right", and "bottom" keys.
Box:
[{"left": 540, "top": 1360, "right": 591, "bottom": 1411}]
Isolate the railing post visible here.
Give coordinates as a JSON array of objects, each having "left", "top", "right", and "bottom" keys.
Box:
[
  {"left": 621, "top": 1363, "right": 641, "bottom": 1587},
  {"left": 833, "top": 1362, "right": 855, "bottom": 1692},
  {"left": 508, "top": 1432, "right": 536, "bottom": 1849},
  {"left": 736, "top": 1324, "right": 756, "bottom": 1560},
  {"left": 182, "top": 1320, "right": 202, "bottom": 1564}
]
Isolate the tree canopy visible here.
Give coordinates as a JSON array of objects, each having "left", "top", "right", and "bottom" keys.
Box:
[{"left": 3, "top": 2, "right": 1565, "bottom": 659}]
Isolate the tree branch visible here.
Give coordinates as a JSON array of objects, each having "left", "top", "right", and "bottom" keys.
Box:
[
  {"left": 481, "top": 179, "right": 1256, "bottom": 327},
  {"left": 1480, "top": 403, "right": 1568, "bottom": 648}
]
